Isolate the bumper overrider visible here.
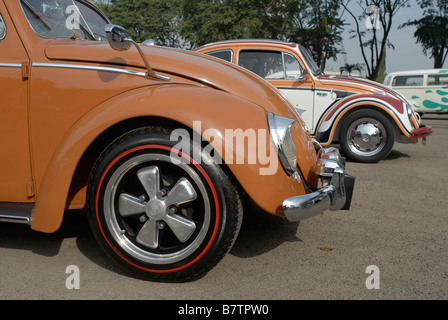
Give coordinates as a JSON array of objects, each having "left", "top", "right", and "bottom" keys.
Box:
[
  {"left": 411, "top": 124, "right": 432, "bottom": 139},
  {"left": 283, "top": 147, "right": 355, "bottom": 222},
  {"left": 267, "top": 113, "right": 354, "bottom": 222}
]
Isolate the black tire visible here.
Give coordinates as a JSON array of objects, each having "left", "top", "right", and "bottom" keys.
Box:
[
  {"left": 339, "top": 109, "right": 395, "bottom": 163},
  {"left": 86, "top": 126, "right": 243, "bottom": 282}
]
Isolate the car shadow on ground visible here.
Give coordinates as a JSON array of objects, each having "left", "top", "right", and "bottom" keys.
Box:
[
  {"left": 0, "top": 207, "right": 300, "bottom": 274},
  {"left": 230, "top": 204, "right": 302, "bottom": 258},
  {"left": 0, "top": 211, "right": 128, "bottom": 276},
  {"left": 0, "top": 211, "right": 87, "bottom": 257},
  {"left": 384, "top": 149, "right": 411, "bottom": 161}
]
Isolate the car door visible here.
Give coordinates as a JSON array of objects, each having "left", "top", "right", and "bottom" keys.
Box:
[
  {"left": 0, "top": 9, "right": 33, "bottom": 202},
  {"left": 237, "top": 49, "right": 316, "bottom": 133}
]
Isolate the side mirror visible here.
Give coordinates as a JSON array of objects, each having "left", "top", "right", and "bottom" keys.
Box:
[
  {"left": 105, "top": 24, "right": 132, "bottom": 51},
  {"left": 104, "top": 24, "right": 169, "bottom": 81},
  {"left": 297, "top": 74, "right": 310, "bottom": 82},
  {"left": 296, "top": 69, "right": 309, "bottom": 82},
  {"left": 142, "top": 39, "right": 156, "bottom": 46}
]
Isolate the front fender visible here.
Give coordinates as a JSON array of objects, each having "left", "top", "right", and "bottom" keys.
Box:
[
  {"left": 31, "top": 84, "right": 310, "bottom": 233},
  {"left": 314, "top": 94, "right": 416, "bottom": 145}
]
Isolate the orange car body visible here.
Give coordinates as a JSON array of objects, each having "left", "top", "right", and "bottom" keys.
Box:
[{"left": 1, "top": 1, "right": 354, "bottom": 280}]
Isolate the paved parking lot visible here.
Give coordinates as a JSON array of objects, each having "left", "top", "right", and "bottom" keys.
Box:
[{"left": 0, "top": 114, "right": 446, "bottom": 301}]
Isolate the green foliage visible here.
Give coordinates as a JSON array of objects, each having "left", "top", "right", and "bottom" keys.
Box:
[
  {"left": 401, "top": 0, "right": 448, "bottom": 68},
  {"left": 181, "top": 0, "right": 298, "bottom": 48},
  {"left": 181, "top": 0, "right": 255, "bottom": 48},
  {"left": 95, "top": 0, "right": 345, "bottom": 70},
  {"left": 98, "top": 0, "right": 184, "bottom": 46},
  {"left": 340, "top": 63, "right": 364, "bottom": 75},
  {"left": 183, "top": 0, "right": 345, "bottom": 70},
  {"left": 288, "top": 0, "right": 345, "bottom": 71}
]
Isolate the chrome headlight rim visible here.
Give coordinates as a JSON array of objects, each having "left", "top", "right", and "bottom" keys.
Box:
[
  {"left": 404, "top": 101, "right": 419, "bottom": 127},
  {"left": 267, "top": 113, "right": 297, "bottom": 176}
]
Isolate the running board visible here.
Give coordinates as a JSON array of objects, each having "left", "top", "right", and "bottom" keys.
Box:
[{"left": 0, "top": 202, "right": 33, "bottom": 224}]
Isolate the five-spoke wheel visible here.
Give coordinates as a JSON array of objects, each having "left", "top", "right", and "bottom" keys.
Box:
[{"left": 87, "top": 126, "right": 243, "bottom": 282}]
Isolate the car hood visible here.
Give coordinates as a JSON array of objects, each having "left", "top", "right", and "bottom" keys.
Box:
[{"left": 44, "top": 40, "right": 299, "bottom": 120}]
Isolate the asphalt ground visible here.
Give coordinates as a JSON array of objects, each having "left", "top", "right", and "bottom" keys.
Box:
[{"left": 0, "top": 114, "right": 446, "bottom": 302}]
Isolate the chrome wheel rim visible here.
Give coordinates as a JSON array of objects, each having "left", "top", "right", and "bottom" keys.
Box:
[
  {"left": 346, "top": 117, "right": 387, "bottom": 157},
  {"left": 103, "top": 153, "right": 211, "bottom": 265}
]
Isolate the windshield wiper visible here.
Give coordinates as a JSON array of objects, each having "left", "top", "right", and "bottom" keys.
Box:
[
  {"left": 76, "top": 19, "right": 96, "bottom": 40},
  {"left": 22, "top": 0, "right": 52, "bottom": 31},
  {"left": 69, "top": 0, "right": 96, "bottom": 40}
]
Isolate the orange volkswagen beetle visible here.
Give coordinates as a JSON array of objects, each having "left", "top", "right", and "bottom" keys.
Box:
[{"left": 0, "top": 0, "right": 354, "bottom": 282}]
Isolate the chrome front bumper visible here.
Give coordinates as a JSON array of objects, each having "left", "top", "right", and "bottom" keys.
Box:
[{"left": 283, "top": 147, "right": 355, "bottom": 221}]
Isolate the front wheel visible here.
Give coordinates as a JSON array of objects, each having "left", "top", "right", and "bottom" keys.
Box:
[
  {"left": 339, "top": 109, "right": 395, "bottom": 163},
  {"left": 87, "top": 126, "right": 243, "bottom": 282}
]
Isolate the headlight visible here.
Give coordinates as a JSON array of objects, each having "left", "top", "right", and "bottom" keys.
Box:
[
  {"left": 267, "top": 113, "right": 297, "bottom": 175},
  {"left": 404, "top": 101, "right": 419, "bottom": 127},
  {"left": 403, "top": 101, "right": 415, "bottom": 123}
]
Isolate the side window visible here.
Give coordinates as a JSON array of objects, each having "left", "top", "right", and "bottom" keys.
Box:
[
  {"left": 75, "top": 0, "right": 108, "bottom": 40},
  {"left": 207, "top": 50, "right": 233, "bottom": 62},
  {"left": 238, "top": 50, "right": 303, "bottom": 80},
  {"left": 284, "top": 53, "right": 303, "bottom": 79},
  {"left": 427, "top": 74, "right": 448, "bottom": 86},
  {"left": 238, "top": 50, "right": 283, "bottom": 79},
  {"left": 20, "top": 0, "right": 108, "bottom": 40},
  {"left": 392, "top": 75, "right": 424, "bottom": 86},
  {"left": 0, "top": 13, "right": 6, "bottom": 41}
]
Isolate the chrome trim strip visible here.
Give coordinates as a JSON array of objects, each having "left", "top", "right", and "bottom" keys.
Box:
[
  {"left": 32, "top": 62, "right": 148, "bottom": 77},
  {"left": 0, "top": 63, "right": 22, "bottom": 68},
  {"left": 0, "top": 215, "right": 31, "bottom": 224},
  {"left": 0, "top": 202, "right": 33, "bottom": 225}
]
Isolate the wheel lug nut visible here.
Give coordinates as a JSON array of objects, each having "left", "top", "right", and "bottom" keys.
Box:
[
  {"left": 158, "top": 222, "right": 165, "bottom": 230},
  {"left": 169, "top": 206, "right": 178, "bottom": 214},
  {"left": 139, "top": 215, "right": 147, "bottom": 222},
  {"left": 158, "top": 189, "right": 167, "bottom": 198},
  {"left": 139, "top": 194, "right": 147, "bottom": 202}
]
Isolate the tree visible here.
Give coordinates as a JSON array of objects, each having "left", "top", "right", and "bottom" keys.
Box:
[
  {"left": 96, "top": 0, "right": 346, "bottom": 70},
  {"left": 182, "top": 0, "right": 241, "bottom": 48},
  {"left": 400, "top": 0, "right": 448, "bottom": 68},
  {"left": 182, "top": 0, "right": 345, "bottom": 71},
  {"left": 181, "top": 0, "right": 293, "bottom": 48},
  {"left": 342, "top": 0, "right": 410, "bottom": 81},
  {"left": 289, "top": 0, "right": 345, "bottom": 72},
  {"left": 340, "top": 62, "right": 364, "bottom": 75}
]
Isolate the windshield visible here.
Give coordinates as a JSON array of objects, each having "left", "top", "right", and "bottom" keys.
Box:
[
  {"left": 20, "top": 0, "right": 109, "bottom": 40},
  {"left": 299, "top": 45, "right": 322, "bottom": 76}
]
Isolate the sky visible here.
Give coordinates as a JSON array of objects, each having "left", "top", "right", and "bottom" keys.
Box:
[{"left": 326, "top": 0, "right": 447, "bottom": 76}]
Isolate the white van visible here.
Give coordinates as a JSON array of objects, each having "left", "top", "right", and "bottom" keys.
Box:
[{"left": 384, "top": 69, "right": 448, "bottom": 114}]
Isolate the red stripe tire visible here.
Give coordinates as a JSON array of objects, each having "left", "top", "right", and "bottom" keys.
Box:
[{"left": 87, "top": 126, "right": 243, "bottom": 282}]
